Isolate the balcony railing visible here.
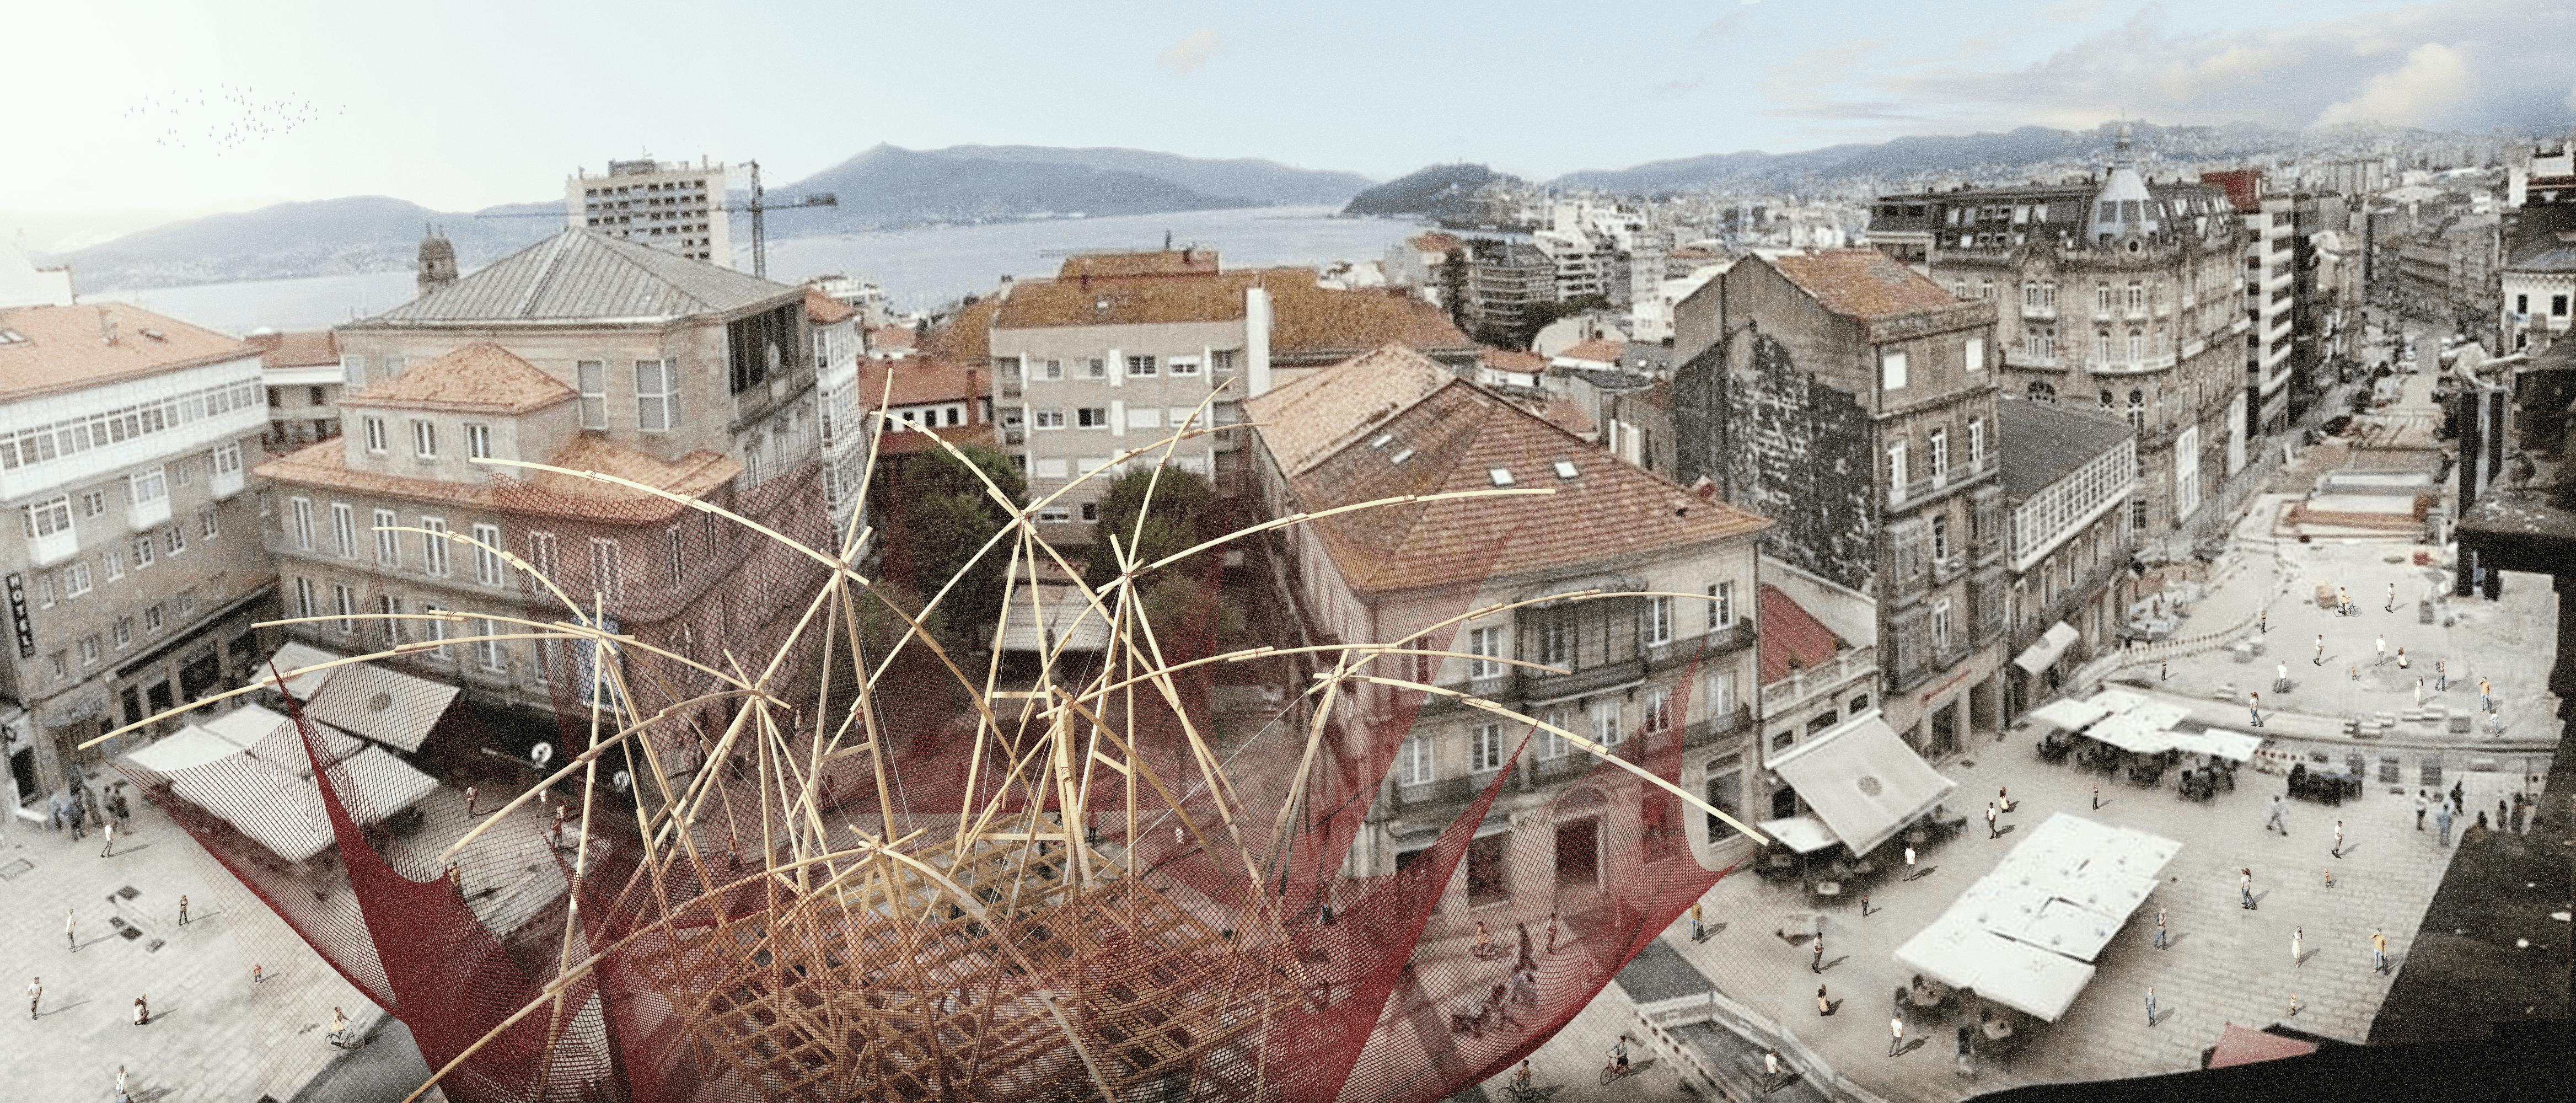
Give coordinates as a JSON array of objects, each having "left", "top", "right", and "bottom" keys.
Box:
[
  {"left": 1646, "top": 620, "right": 1755, "bottom": 668},
  {"left": 2084, "top": 353, "right": 2177, "bottom": 375},
  {"left": 1760, "top": 645, "right": 1879, "bottom": 714},
  {"left": 1522, "top": 655, "right": 1646, "bottom": 704},
  {"left": 128, "top": 496, "right": 171, "bottom": 531},
  {"left": 1889, "top": 452, "right": 1999, "bottom": 508},
  {"left": 28, "top": 526, "right": 79, "bottom": 568}
]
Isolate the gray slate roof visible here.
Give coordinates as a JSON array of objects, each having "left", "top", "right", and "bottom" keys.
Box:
[
  {"left": 1998, "top": 399, "right": 2135, "bottom": 502},
  {"left": 358, "top": 228, "right": 797, "bottom": 325}
]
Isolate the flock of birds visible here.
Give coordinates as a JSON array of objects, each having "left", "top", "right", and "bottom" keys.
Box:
[{"left": 124, "top": 83, "right": 339, "bottom": 153}]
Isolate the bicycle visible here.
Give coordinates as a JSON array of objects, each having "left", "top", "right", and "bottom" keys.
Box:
[
  {"left": 1501, "top": 1081, "right": 1542, "bottom": 1102},
  {"left": 1600, "top": 1058, "right": 1639, "bottom": 1085}
]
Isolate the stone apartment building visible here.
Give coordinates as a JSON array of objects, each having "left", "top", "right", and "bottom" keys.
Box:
[
  {"left": 1243, "top": 344, "right": 1771, "bottom": 890},
  {"left": 1670, "top": 249, "right": 2005, "bottom": 756},
  {"left": 1867, "top": 137, "right": 2248, "bottom": 544},
  {"left": 2, "top": 301, "right": 275, "bottom": 807},
  {"left": 1995, "top": 400, "right": 2139, "bottom": 715},
  {"left": 1749, "top": 560, "right": 1880, "bottom": 822},
  {"left": 248, "top": 329, "right": 344, "bottom": 450},
  {"left": 2502, "top": 142, "right": 2576, "bottom": 355}
]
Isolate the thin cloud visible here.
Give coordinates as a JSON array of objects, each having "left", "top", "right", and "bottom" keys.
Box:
[
  {"left": 1159, "top": 29, "right": 1220, "bottom": 76},
  {"left": 1652, "top": 76, "right": 1705, "bottom": 99},
  {"left": 2316, "top": 42, "right": 2472, "bottom": 127},
  {"left": 1697, "top": 13, "right": 1746, "bottom": 42},
  {"left": 1760, "top": 38, "right": 1919, "bottom": 121}
]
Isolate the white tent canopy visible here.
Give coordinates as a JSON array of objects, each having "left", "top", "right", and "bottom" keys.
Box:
[
  {"left": 2164, "top": 727, "right": 2266, "bottom": 762},
  {"left": 302, "top": 662, "right": 459, "bottom": 753},
  {"left": 122, "top": 703, "right": 439, "bottom": 864},
  {"left": 2012, "top": 622, "right": 2081, "bottom": 674},
  {"left": 2029, "top": 698, "right": 2110, "bottom": 733},
  {"left": 1895, "top": 813, "right": 2180, "bottom": 1022},
  {"left": 1754, "top": 815, "right": 1840, "bottom": 854},
  {"left": 264, "top": 642, "right": 345, "bottom": 700},
  {"left": 1895, "top": 913, "right": 2096, "bottom": 1022},
  {"left": 1768, "top": 715, "right": 1956, "bottom": 856}
]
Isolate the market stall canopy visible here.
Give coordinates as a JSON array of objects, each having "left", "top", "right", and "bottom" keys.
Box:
[
  {"left": 2012, "top": 622, "right": 2081, "bottom": 674},
  {"left": 202, "top": 704, "right": 362, "bottom": 774},
  {"left": 127, "top": 704, "right": 437, "bottom": 864},
  {"left": 2165, "top": 727, "right": 2266, "bottom": 762},
  {"left": 2029, "top": 697, "right": 2111, "bottom": 733},
  {"left": 2207, "top": 1023, "right": 2318, "bottom": 1068},
  {"left": 121, "top": 725, "right": 239, "bottom": 774},
  {"left": 993, "top": 582, "right": 1111, "bottom": 654},
  {"left": 265, "top": 642, "right": 345, "bottom": 700},
  {"left": 1768, "top": 715, "right": 1956, "bottom": 856},
  {"left": 1895, "top": 813, "right": 2179, "bottom": 1021},
  {"left": 1754, "top": 815, "right": 1840, "bottom": 854},
  {"left": 163, "top": 754, "right": 337, "bottom": 863},
  {"left": 1894, "top": 912, "right": 2095, "bottom": 1022},
  {"left": 300, "top": 661, "right": 459, "bottom": 753},
  {"left": 335, "top": 746, "right": 442, "bottom": 818},
  {"left": 2083, "top": 712, "right": 2176, "bottom": 754}
]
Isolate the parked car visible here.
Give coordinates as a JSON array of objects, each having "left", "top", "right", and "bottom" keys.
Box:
[{"left": 2323, "top": 415, "right": 2355, "bottom": 436}]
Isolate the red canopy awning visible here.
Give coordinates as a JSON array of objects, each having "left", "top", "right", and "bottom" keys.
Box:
[{"left": 2207, "top": 1022, "right": 2319, "bottom": 1068}]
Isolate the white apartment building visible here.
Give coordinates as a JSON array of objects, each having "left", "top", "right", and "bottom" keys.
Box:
[
  {"left": 566, "top": 157, "right": 732, "bottom": 267},
  {"left": 804, "top": 288, "right": 864, "bottom": 545},
  {"left": 2246, "top": 194, "right": 2298, "bottom": 435},
  {"left": 2, "top": 302, "right": 273, "bottom": 808}
]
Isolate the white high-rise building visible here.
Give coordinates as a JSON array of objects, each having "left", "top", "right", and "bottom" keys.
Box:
[{"left": 565, "top": 158, "right": 732, "bottom": 267}]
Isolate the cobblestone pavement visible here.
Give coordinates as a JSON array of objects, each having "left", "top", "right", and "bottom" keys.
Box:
[{"left": 0, "top": 780, "right": 385, "bottom": 1103}]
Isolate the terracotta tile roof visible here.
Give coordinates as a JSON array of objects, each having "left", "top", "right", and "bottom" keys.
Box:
[
  {"left": 922, "top": 298, "right": 999, "bottom": 364},
  {"left": 1770, "top": 250, "right": 1961, "bottom": 319},
  {"left": 1409, "top": 232, "right": 1464, "bottom": 254},
  {"left": 868, "top": 420, "right": 997, "bottom": 457},
  {"left": 1255, "top": 345, "right": 1770, "bottom": 593},
  {"left": 255, "top": 433, "right": 738, "bottom": 525},
  {"left": 996, "top": 271, "right": 1253, "bottom": 329},
  {"left": 804, "top": 287, "right": 858, "bottom": 326},
  {"left": 857, "top": 357, "right": 988, "bottom": 410},
  {"left": 0, "top": 302, "right": 257, "bottom": 401},
  {"left": 1264, "top": 275, "right": 1473, "bottom": 360},
  {"left": 245, "top": 329, "right": 340, "bottom": 368},
  {"left": 1244, "top": 343, "right": 1455, "bottom": 476},
  {"left": 1057, "top": 250, "right": 1222, "bottom": 279},
  {"left": 1555, "top": 339, "right": 1625, "bottom": 364},
  {"left": 339, "top": 341, "right": 576, "bottom": 414},
  {"left": 868, "top": 324, "right": 919, "bottom": 355},
  {"left": 1758, "top": 583, "right": 1847, "bottom": 684},
  {"left": 1483, "top": 350, "right": 1546, "bottom": 373}
]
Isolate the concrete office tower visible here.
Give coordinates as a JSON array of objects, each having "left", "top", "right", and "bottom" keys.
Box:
[{"left": 566, "top": 157, "right": 733, "bottom": 267}]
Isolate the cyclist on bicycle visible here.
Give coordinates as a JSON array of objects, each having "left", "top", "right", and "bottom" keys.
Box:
[
  {"left": 1611, "top": 1035, "right": 1630, "bottom": 1073},
  {"left": 1513, "top": 1059, "right": 1533, "bottom": 1095}
]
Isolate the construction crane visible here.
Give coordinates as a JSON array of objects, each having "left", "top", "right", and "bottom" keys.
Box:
[{"left": 475, "top": 159, "right": 835, "bottom": 279}]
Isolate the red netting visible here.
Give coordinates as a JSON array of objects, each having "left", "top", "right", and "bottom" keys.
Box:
[{"left": 116, "top": 439, "right": 1745, "bottom": 1102}]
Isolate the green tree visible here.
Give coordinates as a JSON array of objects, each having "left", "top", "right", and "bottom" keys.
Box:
[
  {"left": 1440, "top": 247, "right": 1471, "bottom": 334},
  {"left": 1082, "top": 465, "right": 1218, "bottom": 593},
  {"left": 894, "top": 442, "right": 1026, "bottom": 647}
]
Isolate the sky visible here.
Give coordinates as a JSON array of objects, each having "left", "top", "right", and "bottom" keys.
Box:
[{"left": 7, "top": 0, "right": 2576, "bottom": 250}]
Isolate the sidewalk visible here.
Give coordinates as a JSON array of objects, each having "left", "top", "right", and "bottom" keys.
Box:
[{"left": 0, "top": 773, "right": 387, "bottom": 1103}]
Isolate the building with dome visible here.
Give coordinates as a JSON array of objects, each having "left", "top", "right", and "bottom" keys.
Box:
[{"left": 1864, "top": 130, "right": 2250, "bottom": 547}]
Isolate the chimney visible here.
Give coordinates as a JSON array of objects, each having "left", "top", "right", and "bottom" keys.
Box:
[{"left": 98, "top": 308, "right": 116, "bottom": 346}]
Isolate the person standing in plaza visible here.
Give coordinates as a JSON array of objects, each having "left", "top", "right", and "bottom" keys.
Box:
[
  {"left": 2249, "top": 691, "right": 2263, "bottom": 727},
  {"left": 2479, "top": 677, "right": 2493, "bottom": 712},
  {"left": 26, "top": 977, "right": 39, "bottom": 1019},
  {"left": 1985, "top": 802, "right": 2000, "bottom": 838},
  {"left": 1904, "top": 845, "right": 1917, "bottom": 879},
  {"left": 1998, "top": 787, "right": 2011, "bottom": 812},
  {"left": 1813, "top": 934, "right": 1827, "bottom": 973},
  {"left": 65, "top": 908, "right": 76, "bottom": 951},
  {"left": 1689, "top": 901, "right": 1704, "bottom": 941},
  {"left": 2161, "top": 658, "right": 2169, "bottom": 682},
  {"left": 2265, "top": 794, "right": 2290, "bottom": 836},
  {"left": 2450, "top": 780, "right": 2465, "bottom": 813},
  {"left": 2375, "top": 635, "right": 2387, "bottom": 665},
  {"left": 2277, "top": 661, "right": 2290, "bottom": 693},
  {"left": 100, "top": 818, "right": 114, "bottom": 858},
  {"left": 2154, "top": 907, "right": 2167, "bottom": 950},
  {"left": 2332, "top": 820, "right": 2345, "bottom": 859},
  {"left": 2315, "top": 634, "right": 2326, "bottom": 666},
  {"left": 2416, "top": 676, "right": 2425, "bottom": 706},
  {"left": 2145, "top": 986, "right": 2158, "bottom": 1026},
  {"left": 464, "top": 785, "right": 478, "bottom": 816},
  {"left": 1818, "top": 984, "right": 1834, "bottom": 1015},
  {"left": 2387, "top": 581, "right": 2397, "bottom": 612},
  {"left": 2349, "top": 662, "right": 2360, "bottom": 681},
  {"left": 2372, "top": 928, "right": 2390, "bottom": 975},
  {"left": 2241, "top": 868, "right": 2257, "bottom": 909},
  {"left": 178, "top": 895, "right": 187, "bottom": 925},
  {"left": 1889, "top": 1014, "right": 1906, "bottom": 1057},
  {"left": 2339, "top": 586, "right": 2352, "bottom": 615},
  {"left": 2416, "top": 790, "right": 2429, "bottom": 829},
  {"left": 2397, "top": 647, "right": 2408, "bottom": 670},
  {"left": 2436, "top": 660, "right": 2447, "bottom": 692},
  {"left": 2292, "top": 927, "right": 2303, "bottom": 968},
  {"left": 2438, "top": 800, "right": 2454, "bottom": 845},
  {"left": 132, "top": 994, "right": 147, "bottom": 1025}
]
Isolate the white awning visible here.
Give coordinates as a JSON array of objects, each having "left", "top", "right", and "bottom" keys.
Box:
[
  {"left": 2083, "top": 713, "right": 2177, "bottom": 754},
  {"left": 1754, "top": 815, "right": 1840, "bottom": 854},
  {"left": 121, "top": 725, "right": 241, "bottom": 774},
  {"left": 1768, "top": 715, "right": 1956, "bottom": 856},
  {"left": 2165, "top": 727, "right": 2266, "bottom": 762},
  {"left": 2011, "top": 622, "right": 2081, "bottom": 674},
  {"left": 302, "top": 662, "right": 459, "bottom": 753},
  {"left": 1895, "top": 912, "right": 2095, "bottom": 1022},
  {"left": 992, "top": 583, "right": 1112, "bottom": 654},
  {"left": 2028, "top": 697, "right": 2111, "bottom": 733},
  {"left": 336, "top": 746, "right": 442, "bottom": 817},
  {"left": 1898, "top": 812, "right": 2180, "bottom": 1022},
  {"left": 164, "top": 756, "right": 339, "bottom": 863},
  {"left": 265, "top": 642, "right": 346, "bottom": 700}
]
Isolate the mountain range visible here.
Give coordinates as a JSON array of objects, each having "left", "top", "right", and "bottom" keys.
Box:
[{"left": 43, "top": 123, "right": 2460, "bottom": 291}]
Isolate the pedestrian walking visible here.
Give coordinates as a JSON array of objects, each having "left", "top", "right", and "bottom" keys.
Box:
[
  {"left": 1890, "top": 1015, "right": 1906, "bottom": 1057},
  {"left": 2276, "top": 661, "right": 2289, "bottom": 693},
  {"left": 2154, "top": 908, "right": 2167, "bottom": 950},
  {"left": 2450, "top": 780, "right": 2465, "bottom": 812},
  {"left": 2240, "top": 868, "right": 2257, "bottom": 909},
  {"left": 115, "top": 1065, "right": 125, "bottom": 1094},
  {"left": 2332, "top": 820, "right": 2344, "bottom": 859},
  {"left": 65, "top": 908, "right": 76, "bottom": 951},
  {"left": 1812, "top": 935, "right": 1826, "bottom": 973},
  {"left": 2264, "top": 795, "right": 2289, "bottom": 836},
  {"left": 1904, "top": 845, "right": 1917, "bottom": 877},
  {"left": 2260, "top": 609, "right": 2268, "bottom": 634},
  {"left": 2315, "top": 634, "right": 2325, "bottom": 665},
  {"left": 100, "top": 819, "right": 114, "bottom": 858},
  {"left": 2349, "top": 662, "right": 2359, "bottom": 681},
  {"left": 1770, "top": 1048, "right": 1787, "bottom": 1088},
  {"left": 2386, "top": 581, "right": 2397, "bottom": 612},
  {"left": 2145, "top": 986, "right": 2158, "bottom": 1026},
  {"left": 178, "top": 895, "right": 188, "bottom": 925},
  {"left": 2161, "top": 658, "right": 2169, "bottom": 682},
  {"left": 1818, "top": 984, "right": 1833, "bottom": 1015},
  {"left": 1998, "top": 787, "right": 2011, "bottom": 812},
  {"left": 2436, "top": 660, "right": 2448, "bottom": 692},
  {"left": 2438, "top": 801, "right": 2454, "bottom": 846},
  {"left": 2375, "top": 635, "right": 2387, "bottom": 665},
  {"left": 464, "top": 785, "right": 478, "bottom": 816},
  {"left": 1690, "top": 900, "right": 1704, "bottom": 941},
  {"left": 1546, "top": 912, "right": 1559, "bottom": 954},
  {"left": 132, "top": 994, "right": 147, "bottom": 1025},
  {"left": 2293, "top": 927, "right": 2303, "bottom": 968},
  {"left": 2248, "top": 691, "right": 2263, "bottom": 727},
  {"left": 1985, "top": 802, "right": 2000, "bottom": 838},
  {"left": 2288, "top": 995, "right": 2300, "bottom": 1016},
  {"left": 2416, "top": 677, "right": 2424, "bottom": 706},
  {"left": 2479, "top": 677, "right": 2493, "bottom": 712},
  {"left": 251, "top": 963, "right": 263, "bottom": 984},
  {"left": 26, "top": 977, "right": 39, "bottom": 1019},
  {"left": 2322, "top": 866, "right": 2334, "bottom": 888},
  {"left": 2397, "top": 647, "right": 2408, "bottom": 670},
  {"left": 1859, "top": 892, "right": 1872, "bottom": 917},
  {"left": 2416, "top": 790, "right": 2429, "bottom": 829}
]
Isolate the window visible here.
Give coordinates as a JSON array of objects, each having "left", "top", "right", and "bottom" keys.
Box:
[
  {"left": 332, "top": 583, "right": 357, "bottom": 635},
  {"left": 49, "top": 651, "right": 66, "bottom": 679},
  {"left": 1645, "top": 596, "right": 1674, "bottom": 645},
  {"left": 1887, "top": 440, "right": 1908, "bottom": 502},
  {"left": 1540, "top": 709, "right": 1573, "bottom": 759},
  {"left": 1126, "top": 407, "right": 1161, "bottom": 429},
  {"left": 2101, "top": 389, "right": 2115, "bottom": 412},
  {"left": 1033, "top": 408, "right": 1064, "bottom": 429},
  {"left": 23, "top": 495, "right": 72, "bottom": 537},
  {"left": 2127, "top": 329, "right": 2143, "bottom": 362},
  {"left": 1167, "top": 356, "right": 1200, "bottom": 376},
  {"left": 589, "top": 538, "right": 624, "bottom": 601},
  {"left": 79, "top": 490, "right": 105, "bottom": 517},
  {"left": 104, "top": 548, "right": 124, "bottom": 581},
  {"left": 1538, "top": 615, "right": 1574, "bottom": 667},
  {"left": 2096, "top": 283, "right": 2113, "bottom": 313},
  {"left": 2557, "top": 295, "right": 2570, "bottom": 318},
  {"left": 173, "top": 459, "right": 193, "bottom": 487},
  {"left": 79, "top": 633, "right": 101, "bottom": 664},
  {"left": 418, "top": 601, "right": 450, "bottom": 657},
  {"left": 1076, "top": 407, "right": 1109, "bottom": 429},
  {"left": 2130, "top": 497, "right": 2149, "bottom": 531},
  {"left": 341, "top": 354, "right": 366, "bottom": 387},
  {"left": 475, "top": 619, "right": 507, "bottom": 671},
  {"left": 129, "top": 467, "right": 167, "bottom": 507},
  {"left": 1880, "top": 350, "right": 1908, "bottom": 389},
  {"left": 1469, "top": 724, "right": 1504, "bottom": 773},
  {"left": 577, "top": 361, "right": 608, "bottom": 429},
  {"left": 331, "top": 503, "right": 356, "bottom": 557},
  {"left": 1125, "top": 355, "right": 1157, "bottom": 377},
  {"left": 411, "top": 419, "right": 438, "bottom": 458},
  {"left": 1929, "top": 426, "right": 1949, "bottom": 483},
  {"left": 1591, "top": 700, "right": 1623, "bottom": 747},
  {"left": 1079, "top": 502, "right": 1099, "bottom": 522},
  {"left": 1084, "top": 357, "right": 1107, "bottom": 378},
  {"left": 1210, "top": 350, "right": 1236, "bottom": 373},
  {"left": 1040, "top": 358, "right": 1064, "bottom": 380},
  {"left": 1932, "top": 514, "right": 1951, "bottom": 562},
  {"left": 366, "top": 509, "right": 398, "bottom": 566},
  {"left": 177, "top": 587, "right": 195, "bottom": 617},
  {"left": 1397, "top": 736, "right": 1432, "bottom": 785},
  {"left": 1968, "top": 418, "right": 1985, "bottom": 469},
  {"left": 131, "top": 535, "right": 153, "bottom": 568},
  {"left": 2127, "top": 390, "right": 2145, "bottom": 430},
  {"left": 1467, "top": 626, "right": 1503, "bottom": 680},
  {"left": 378, "top": 595, "right": 403, "bottom": 642},
  {"left": 2127, "top": 282, "right": 2144, "bottom": 310},
  {"left": 164, "top": 526, "right": 185, "bottom": 555},
  {"left": 2028, "top": 382, "right": 2056, "bottom": 403},
  {"left": 474, "top": 523, "right": 505, "bottom": 585},
  {"left": 65, "top": 562, "right": 92, "bottom": 596},
  {"left": 2095, "top": 332, "right": 2112, "bottom": 362},
  {"left": 363, "top": 416, "right": 388, "bottom": 453},
  {"left": 198, "top": 509, "right": 219, "bottom": 539},
  {"left": 112, "top": 617, "right": 132, "bottom": 648},
  {"left": 421, "top": 517, "right": 451, "bottom": 576},
  {"left": 33, "top": 572, "right": 52, "bottom": 607},
  {"left": 994, "top": 356, "right": 1022, "bottom": 378},
  {"left": 293, "top": 576, "right": 315, "bottom": 617},
  {"left": 1965, "top": 336, "right": 1983, "bottom": 372},
  {"left": 530, "top": 532, "right": 559, "bottom": 582},
  {"left": 465, "top": 422, "right": 493, "bottom": 461},
  {"left": 1708, "top": 581, "right": 1734, "bottom": 629},
  {"left": 1931, "top": 598, "right": 1953, "bottom": 651},
  {"left": 1037, "top": 505, "right": 1070, "bottom": 523},
  {"left": 635, "top": 360, "right": 678, "bottom": 430},
  {"left": 1643, "top": 695, "right": 1673, "bottom": 736}
]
